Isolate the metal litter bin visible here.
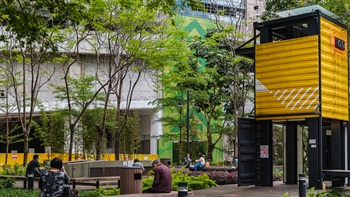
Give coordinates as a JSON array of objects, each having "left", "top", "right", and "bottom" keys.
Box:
[
  {"left": 160, "top": 158, "right": 171, "bottom": 168},
  {"left": 120, "top": 167, "right": 142, "bottom": 194}
]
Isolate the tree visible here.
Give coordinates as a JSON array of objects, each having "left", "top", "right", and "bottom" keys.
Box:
[
  {"left": 80, "top": 108, "right": 104, "bottom": 160},
  {"left": 85, "top": 0, "right": 195, "bottom": 160},
  {"left": 0, "top": 82, "right": 22, "bottom": 165},
  {"left": 32, "top": 106, "right": 66, "bottom": 158},
  {"left": 51, "top": 74, "right": 105, "bottom": 160},
  {"left": 150, "top": 93, "right": 201, "bottom": 163},
  {"left": 182, "top": 28, "right": 253, "bottom": 161},
  {"left": 119, "top": 110, "right": 141, "bottom": 155},
  {"left": 0, "top": 0, "right": 87, "bottom": 165},
  {"left": 0, "top": 69, "right": 23, "bottom": 165},
  {"left": 186, "top": 0, "right": 255, "bottom": 163}
]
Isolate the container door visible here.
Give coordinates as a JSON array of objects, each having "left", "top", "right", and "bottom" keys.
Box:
[{"left": 238, "top": 118, "right": 256, "bottom": 186}]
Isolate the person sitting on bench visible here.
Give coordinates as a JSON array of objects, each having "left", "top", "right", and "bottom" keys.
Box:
[
  {"left": 194, "top": 153, "right": 205, "bottom": 171},
  {"left": 182, "top": 153, "right": 192, "bottom": 168},
  {"left": 143, "top": 159, "right": 172, "bottom": 193}
]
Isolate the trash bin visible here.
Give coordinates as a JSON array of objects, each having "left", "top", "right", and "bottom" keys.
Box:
[
  {"left": 160, "top": 158, "right": 171, "bottom": 168},
  {"left": 120, "top": 167, "right": 143, "bottom": 195}
]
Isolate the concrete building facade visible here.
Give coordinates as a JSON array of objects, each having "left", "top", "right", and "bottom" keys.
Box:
[{"left": 0, "top": 0, "right": 264, "bottom": 160}]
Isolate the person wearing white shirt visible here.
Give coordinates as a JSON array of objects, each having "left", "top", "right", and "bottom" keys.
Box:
[{"left": 194, "top": 153, "right": 205, "bottom": 171}]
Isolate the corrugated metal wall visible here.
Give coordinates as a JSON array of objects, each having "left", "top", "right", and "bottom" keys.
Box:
[
  {"left": 255, "top": 36, "right": 320, "bottom": 120},
  {"left": 320, "top": 17, "right": 349, "bottom": 121}
]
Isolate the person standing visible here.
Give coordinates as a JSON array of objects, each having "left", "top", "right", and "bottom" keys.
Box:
[
  {"left": 143, "top": 159, "right": 172, "bottom": 193},
  {"left": 26, "top": 154, "right": 40, "bottom": 177},
  {"left": 40, "top": 157, "right": 70, "bottom": 197}
]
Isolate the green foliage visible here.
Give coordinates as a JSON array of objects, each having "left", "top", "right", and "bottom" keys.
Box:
[
  {"left": 142, "top": 175, "right": 154, "bottom": 190},
  {"left": 0, "top": 188, "right": 40, "bottom": 197},
  {"left": 120, "top": 110, "right": 141, "bottom": 154},
  {"left": 171, "top": 168, "right": 217, "bottom": 191},
  {"left": 183, "top": 28, "right": 253, "bottom": 160},
  {"left": 80, "top": 108, "right": 102, "bottom": 154},
  {"left": 32, "top": 107, "right": 65, "bottom": 153},
  {"left": 52, "top": 75, "right": 102, "bottom": 107},
  {"left": 90, "top": 187, "right": 120, "bottom": 196},
  {"left": 0, "top": 188, "right": 116, "bottom": 197},
  {"left": 1, "top": 164, "right": 26, "bottom": 176},
  {"left": 273, "top": 168, "right": 283, "bottom": 181},
  {"left": 0, "top": 178, "right": 15, "bottom": 188},
  {"left": 273, "top": 125, "right": 283, "bottom": 166},
  {"left": 283, "top": 187, "right": 350, "bottom": 197},
  {"left": 143, "top": 167, "right": 217, "bottom": 192}
]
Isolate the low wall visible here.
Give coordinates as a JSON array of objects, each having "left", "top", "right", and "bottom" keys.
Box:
[{"left": 63, "top": 160, "right": 153, "bottom": 178}]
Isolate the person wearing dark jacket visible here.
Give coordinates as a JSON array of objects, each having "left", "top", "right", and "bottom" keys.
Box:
[
  {"left": 143, "top": 159, "right": 172, "bottom": 193},
  {"left": 26, "top": 154, "right": 40, "bottom": 177}
]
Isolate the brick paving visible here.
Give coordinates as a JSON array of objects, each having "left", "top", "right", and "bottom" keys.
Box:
[{"left": 14, "top": 179, "right": 334, "bottom": 197}]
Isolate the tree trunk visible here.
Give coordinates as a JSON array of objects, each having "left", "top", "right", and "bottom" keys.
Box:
[
  {"left": 5, "top": 93, "right": 9, "bottom": 166},
  {"left": 207, "top": 144, "right": 214, "bottom": 162},
  {"left": 23, "top": 131, "right": 29, "bottom": 165},
  {"left": 114, "top": 135, "right": 120, "bottom": 160},
  {"left": 5, "top": 141, "right": 9, "bottom": 166},
  {"left": 179, "top": 123, "right": 183, "bottom": 163},
  {"left": 95, "top": 125, "right": 103, "bottom": 160},
  {"left": 207, "top": 128, "right": 213, "bottom": 162},
  {"left": 233, "top": 61, "right": 238, "bottom": 167},
  {"left": 234, "top": 127, "right": 239, "bottom": 166},
  {"left": 68, "top": 124, "right": 74, "bottom": 161}
]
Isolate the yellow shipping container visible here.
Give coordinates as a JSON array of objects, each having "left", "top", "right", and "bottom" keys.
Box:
[{"left": 255, "top": 17, "right": 348, "bottom": 121}]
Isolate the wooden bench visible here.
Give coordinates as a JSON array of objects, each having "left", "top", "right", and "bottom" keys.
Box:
[
  {"left": 70, "top": 176, "right": 120, "bottom": 189},
  {"left": 323, "top": 169, "right": 350, "bottom": 183},
  {"left": 0, "top": 175, "right": 120, "bottom": 190},
  {"left": 0, "top": 175, "right": 40, "bottom": 189}
]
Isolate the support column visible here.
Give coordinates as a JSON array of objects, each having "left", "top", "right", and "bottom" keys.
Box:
[
  {"left": 285, "top": 122, "right": 297, "bottom": 184},
  {"left": 260, "top": 27, "right": 272, "bottom": 43},
  {"left": 307, "top": 118, "right": 322, "bottom": 189},
  {"left": 258, "top": 120, "right": 273, "bottom": 187},
  {"left": 150, "top": 111, "right": 163, "bottom": 154}
]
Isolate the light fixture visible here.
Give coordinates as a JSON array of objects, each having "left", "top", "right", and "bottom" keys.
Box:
[{"left": 178, "top": 182, "right": 188, "bottom": 197}]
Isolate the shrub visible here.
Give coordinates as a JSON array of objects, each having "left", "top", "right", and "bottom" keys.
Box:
[
  {"left": 1, "top": 164, "right": 26, "bottom": 176},
  {"left": 189, "top": 171, "right": 238, "bottom": 185},
  {"left": 142, "top": 175, "right": 154, "bottom": 190},
  {"left": 283, "top": 187, "right": 350, "bottom": 197},
  {"left": 143, "top": 166, "right": 217, "bottom": 191},
  {"left": 189, "top": 180, "right": 207, "bottom": 190},
  {"left": 273, "top": 168, "right": 283, "bottom": 181},
  {"left": 171, "top": 170, "right": 217, "bottom": 191},
  {"left": 91, "top": 187, "right": 120, "bottom": 196},
  {"left": 0, "top": 188, "right": 40, "bottom": 196},
  {"left": 0, "top": 178, "right": 15, "bottom": 188}
]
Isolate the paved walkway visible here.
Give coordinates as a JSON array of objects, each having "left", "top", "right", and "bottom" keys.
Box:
[
  {"left": 192, "top": 181, "right": 300, "bottom": 197},
  {"left": 14, "top": 179, "right": 336, "bottom": 197}
]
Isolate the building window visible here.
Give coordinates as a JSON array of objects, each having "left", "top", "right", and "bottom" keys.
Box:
[{"left": 199, "top": 2, "right": 245, "bottom": 18}]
